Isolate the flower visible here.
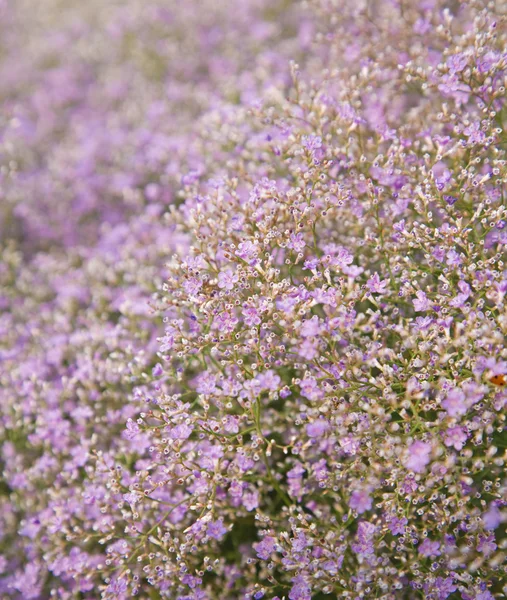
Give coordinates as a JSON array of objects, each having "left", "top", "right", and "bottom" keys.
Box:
[
  {"left": 367, "top": 272, "right": 388, "bottom": 294},
  {"left": 418, "top": 538, "right": 441, "bottom": 557},
  {"left": 217, "top": 269, "right": 239, "bottom": 291},
  {"left": 3, "top": 1, "right": 506, "bottom": 597},
  {"left": 413, "top": 290, "right": 430, "bottom": 312},
  {"left": 206, "top": 519, "right": 228, "bottom": 540},
  {"left": 442, "top": 388, "right": 467, "bottom": 418},
  {"left": 443, "top": 426, "right": 467, "bottom": 450},
  {"left": 254, "top": 536, "right": 276, "bottom": 560},
  {"left": 349, "top": 490, "right": 373, "bottom": 514},
  {"left": 306, "top": 419, "right": 329, "bottom": 438},
  {"left": 404, "top": 441, "right": 432, "bottom": 473}
]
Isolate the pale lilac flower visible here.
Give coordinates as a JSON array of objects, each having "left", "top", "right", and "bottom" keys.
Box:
[
  {"left": 404, "top": 441, "right": 432, "bottom": 473},
  {"left": 288, "top": 233, "right": 306, "bottom": 253},
  {"left": 306, "top": 419, "right": 329, "bottom": 438},
  {"left": 442, "top": 388, "right": 467, "bottom": 418},
  {"left": 418, "top": 538, "right": 441, "bottom": 557},
  {"left": 206, "top": 519, "right": 227, "bottom": 540},
  {"left": 217, "top": 269, "right": 238, "bottom": 291},
  {"left": 483, "top": 503, "right": 502, "bottom": 530},
  {"left": 367, "top": 272, "right": 388, "bottom": 294},
  {"left": 388, "top": 516, "right": 407, "bottom": 536},
  {"left": 413, "top": 290, "right": 430, "bottom": 312},
  {"left": 349, "top": 490, "right": 373, "bottom": 514},
  {"left": 254, "top": 536, "right": 276, "bottom": 560},
  {"left": 444, "top": 426, "right": 467, "bottom": 450}
]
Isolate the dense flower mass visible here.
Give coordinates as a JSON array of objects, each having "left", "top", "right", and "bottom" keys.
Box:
[{"left": 1, "top": 0, "right": 507, "bottom": 598}]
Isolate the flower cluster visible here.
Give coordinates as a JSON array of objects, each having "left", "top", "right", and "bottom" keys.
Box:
[{"left": 1, "top": 0, "right": 507, "bottom": 599}]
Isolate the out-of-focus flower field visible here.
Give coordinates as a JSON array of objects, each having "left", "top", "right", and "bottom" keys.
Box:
[{"left": 0, "top": 0, "right": 506, "bottom": 598}]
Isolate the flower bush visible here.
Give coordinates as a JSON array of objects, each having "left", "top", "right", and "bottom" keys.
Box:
[{"left": 1, "top": 0, "right": 507, "bottom": 599}]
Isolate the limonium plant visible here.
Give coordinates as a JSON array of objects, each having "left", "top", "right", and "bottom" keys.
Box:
[{"left": 1, "top": 0, "right": 506, "bottom": 599}]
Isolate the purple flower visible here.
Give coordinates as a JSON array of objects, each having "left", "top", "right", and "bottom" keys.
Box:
[
  {"left": 206, "top": 519, "right": 228, "bottom": 540},
  {"left": 477, "top": 534, "right": 497, "bottom": 555},
  {"left": 431, "top": 576, "right": 457, "bottom": 599},
  {"left": 483, "top": 503, "right": 502, "bottom": 530},
  {"left": 443, "top": 426, "right": 467, "bottom": 450},
  {"left": 255, "top": 369, "right": 281, "bottom": 391},
  {"left": 124, "top": 418, "right": 140, "bottom": 440},
  {"left": 404, "top": 441, "right": 432, "bottom": 473},
  {"left": 339, "top": 435, "right": 360, "bottom": 455},
  {"left": 236, "top": 241, "right": 258, "bottom": 265},
  {"left": 214, "top": 310, "right": 238, "bottom": 333},
  {"left": 301, "top": 135, "right": 322, "bottom": 151},
  {"left": 300, "top": 315, "right": 322, "bottom": 337},
  {"left": 366, "top": 272, "right": 388, "bottom": 294},
  {"left": 446, "top": 249, "right": 462, "bottom": 267},
  {"left": 289, "top": 574, "right": 312, "bottom": 600},
  {"left": 414, "top": 316, "right": 433, "bottom": 330},
  {"left": 413, "top": 290, "right": 430, "bottom": 312},
  {"left": 243, "top": 306, "right": 261, "bottom": 327},
  {"left": 291, "top": 532, "right": 310, "bottom": 553},
  {"left": 183, "top": 277, "right": 203, "bottom": 296},
  {"left": 229, "top": 480, "right": 243, "bottom": 498},
  {"left": 288, "top": 233, "right": 306, "bottom": 253},
  {"left": 107, "top": 578, "right": 128, "bottom": 595},
  {"left": 351, "top": 521, "right": 376, "bottom": 557},
  {"left": 463, "top": 121, "right": 486, "bottom": 144},
  {"left": 418, "top": 538, "right": 441, "bottom": 557},
  {"left": 441, "top": 388, "right": 467, "bottom": 418},
  {"left": 449, "top": 280, "right": 471, "bottom": 308},
  {"left": 306, "top": 418, "right": 329, "bottom": 438},
  {"left": 280, "top": 387, "right": 292, "bottom": 399},
  {"left": 242, "top": 490, "right": 259, "bottom": 512},
  {"left": 168, "top": 423, "right": 193, "bottom": 440},
  {"left": 181, "top": 574, "right": 202, "bottom": 589},
  {"left": 222, "top": 415, "right": 239, "bottom": 434},
  {"left": 217, "top": 269, "right": 238, "bottom": 291},
  {"left": 254, "top": 536, "right": 276, "bottom": 560},
  {"left": 299, "top": 377, "right": 323, "bottom": 401},
  {"left": 303, "top": 257, "right": 319, "bottom": 270},
  {"left": 388, "top": 516, "right": 408, "bottom": 536},
  {"left": 159, "top": 325, "right": 178, "bottom": 352},
  {"left": 196, "top": 371, "right": 217, "bottom": 395},
  {"left": 447, "top": 53, "right": 468, "bottom": 73},
  {"left": 349, "top": 490, "right": 373, "bottom": 514},
  {"left": 152, "top": 363, "right": 163, "bottom": 377}
]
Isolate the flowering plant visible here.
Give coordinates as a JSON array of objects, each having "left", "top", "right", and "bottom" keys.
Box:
[{"left": 1, "top": 0, "right": 506, "bottom": 599}]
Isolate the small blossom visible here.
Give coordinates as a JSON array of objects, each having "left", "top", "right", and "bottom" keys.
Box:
[
  {"left": 483, "top": 503, "right": 502, "bottom": 530},
  {"left": 217, "top": 269, "right": 238, "bottom": 291},
  {"left": 306, "top": 419, "right": 329, "bottom": 438},
  {"left": 366, "top": 272, "right": 388, "bottom": 294},
  {"left": 404, "top": 441, "right": 432, "bottom": 473},
  {"left": 388, "top": 516, "right": 408, "bottom": 536},
  {"left": 413, "top": 290, "right": 430, "bottom": 312},
  {"left": 206, "top": 519, "right": 228, "bottom": 540},
  {"left": 288, "top": 233, "right": 306, "bottom": 253},
  {"left": 254, "top": 536, "right": 276, "bottom": 560},
  {"left": 418, "top": 538, "right": 441, "bottom": 557},
  {"left": 349, "top": 490, "right": 373, "bottom": 514},
  {"left": 442, "top": 388, "right": 467, "bottom": 418}
]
